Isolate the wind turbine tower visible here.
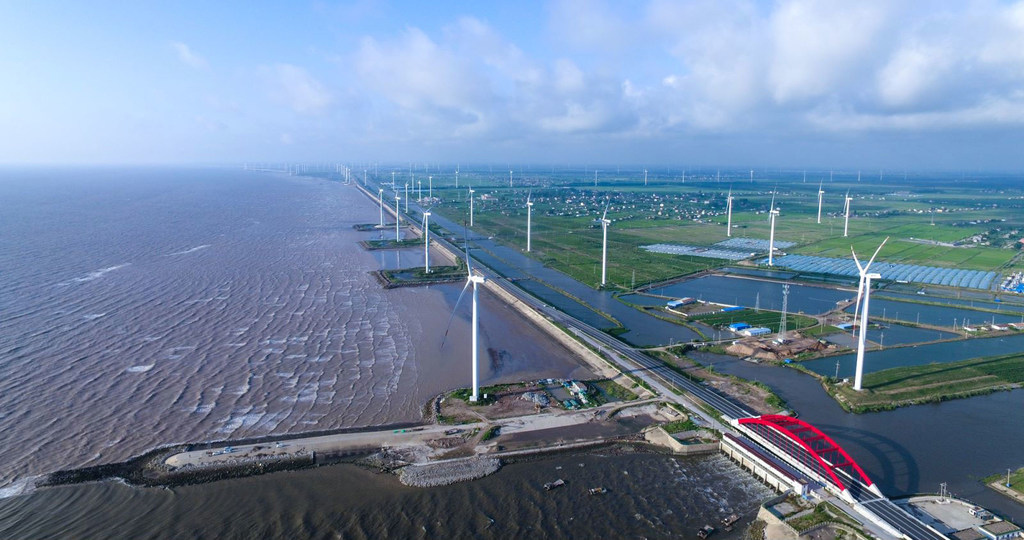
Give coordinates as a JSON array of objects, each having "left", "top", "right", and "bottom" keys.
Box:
[
  {"left": 378, "top": 188, "right": 384, "bottom": 227},
  {"left": 726, "top": 189, "right": 734, "bottom": 237},
  {"left": 843, "top": 191, "right": 853, "bottom": 237},
  {"left": 469, "top": 187, "right": 475, "bottom": 226},
  {"left": 852, "top": 238, "right": 889, "bottom": 391},
  {"left": 422, "top": 210, "right": 431, "bottom": 273},
  {"left": 394, "top": 193, "right": 401, "bottom": 241},
  {"left": 767, "top": 192, "right": 780, "bottom": 266},
  {"left": 526, "top": 192, "right": 533, "bottom": 252},
  {"left": 428, "top": 175, "right": 432, "bottom": 200},
  {"left": 644, "top": 169, "right": 648, "bottom": 186},
  {"left": 778, "top": 284, "right": 789, "bottom": 341},
  {"left": 600, "top": 205, "right": 611, "bottom": 287},
  {"left": 509, "top": 169, "right": 513, "bottom": 188},
  {"left": 455, "top": 167, "right": 459, "bottom": 189},
  {"left": 405, "top": 183, "right": 409, "bottom": 212},
  {"left": 817, "top": 181, "right": 825, "bottom": 224}
]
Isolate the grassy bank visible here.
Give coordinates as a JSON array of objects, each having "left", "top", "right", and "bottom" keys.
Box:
[{"left": 826, "top": 352, "right": 1024, "bottom": 412}]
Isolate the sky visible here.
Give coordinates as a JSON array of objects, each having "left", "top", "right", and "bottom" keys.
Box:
[{"left": 2, "top": 0, "right": 1024, "bottom": 170}]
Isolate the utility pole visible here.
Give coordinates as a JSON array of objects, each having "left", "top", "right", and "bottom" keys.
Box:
[{"left": 778, "top": 284, "right": 789, "bottom": 341}]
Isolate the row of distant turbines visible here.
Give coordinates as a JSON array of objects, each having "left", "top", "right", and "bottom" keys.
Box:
[{"left": 374, "top": 173, "right": 880, "bottom": 397}]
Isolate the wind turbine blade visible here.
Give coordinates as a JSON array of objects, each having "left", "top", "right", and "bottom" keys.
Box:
[
  {"left": 852, "top": 276, "right": 864, "bottom": 336},
  {"left": 851, "top": 247, "right": 865, "bottom": 274},
  {"left": 527, "top": 189, "right": 531, "bottom": 203},
  {"left": 770, "top": 189, "right": 776, "bottom": 210},
  {"left": 602, "top": 203, "right": 609, "bottom": 221},
  {"left": 865, "top": 236, "right": 889, "bottom": 271},
  {"left": 440, "top": 279, "right": 472, "bottom": 349}
]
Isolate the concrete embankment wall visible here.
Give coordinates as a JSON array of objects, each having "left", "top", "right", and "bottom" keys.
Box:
[
  {"left": 721, "top": 434, "right": 801, "bottom": 495},
  {"left": 642, "top": 427, "right": 720, "bottom": 456}
]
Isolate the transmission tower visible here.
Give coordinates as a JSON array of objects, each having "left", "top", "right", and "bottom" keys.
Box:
[{"left": 778, "top": 284, "right": 789, "bottom": 341}]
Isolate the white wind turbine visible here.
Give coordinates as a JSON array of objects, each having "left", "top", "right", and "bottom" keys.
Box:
[
  {"left": 469, "top": 186, "right": 475, "bottom": 226},
  {"left": 442, "top": 235, "right": 486, "bottom": 402},
  {"left": 600, "top": 203, "right": 611, "bottom": 287},
  {"left": 851, "top": 237, "right": 889, "bottom": 391},
  {"left": 378, "top": 188, "right": 384, "bottom": 228},
  {"left": 455, "top": 166, "right": 459, "bottom": 189},
  {"left": 767, "top": 191, "right": 779, "bottom": 266},
  {"left": 405, "top": 183, "right": 409, "bottom": 212},
  {"left": 644, "top": 168, "right": 648, "bottom": 186},
  {"left": 422, "top": 209, "right": 432, "bottom": 273},
  {"left": 526, "top": 191, "right": 533, "bottom": 252},
  {"left": 428, "top": 175, "right": 432, "bottom": 200},
  {"left": 394, "top": 192, "right": 401, "bottom": 241},
  {"left": 843, "top": 191, "right": 853, "bottom": 237},
  {"left": 509, "top": 169, "right": 513, "bottom": 188},
  {"left": 817, "top": 180, "right": 825, "bottom": 224},
  {"left": 726, "top": 188, "right": 734, "bottom": 237}
]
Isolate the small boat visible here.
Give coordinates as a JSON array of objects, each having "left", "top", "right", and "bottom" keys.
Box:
[
  {"left": 697, "top": 524, "right": 715, "bottom": 538},
  {"left": 721, "top": 514, "right": 738, "bottom": 527},
  {"left": 588, "top": 487, "right": 607, "bottom": 495},
  {"left": 543, "top": 479, "right": 565, "bottom": 491}
]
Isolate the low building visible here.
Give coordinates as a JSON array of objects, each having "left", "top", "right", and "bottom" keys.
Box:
[
  {"left": 740, "top": 327, "right": 771, "bottom": 337},
  {"left": 728, "top": 322, "right": 751, "bottom": 331},
  {"left": 980, "top": 521, "right": 1022, "bottom": 539},
  {"left": 667, "top": 297, "right": 696, "bottom": 308}
]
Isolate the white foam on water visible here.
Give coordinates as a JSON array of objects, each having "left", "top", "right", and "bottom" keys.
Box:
[
  {"left": 168, "top": 244, "right": 211, "bottom": 256},
  {"left": 126, "top": 365, "right": 155, "bottom": 373},
  {"left": 69, "top": 263, "right": 130, "bottom": 283}
]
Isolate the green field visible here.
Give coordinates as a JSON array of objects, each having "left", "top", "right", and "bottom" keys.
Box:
[
  {"left": 423, "top": 173, "right": 1024, "bottom": 291},
  {"left": 828, "top": 352, "right": 1024, "bottom": 412}
]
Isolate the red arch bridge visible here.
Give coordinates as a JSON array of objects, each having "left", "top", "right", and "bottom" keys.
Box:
[{"left": 737, "top": 414, "right": 874, "bottom": 494}]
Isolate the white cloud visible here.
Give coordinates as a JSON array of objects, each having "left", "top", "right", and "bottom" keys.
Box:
[
  {"left": 768, "top": 0, "right": 896, "bottom": 103},
  {"left": 171, "top": 41, "right": 208, "bottom": 70},
  {"left": 265, "top": 64, "right": 333, "bottom": 114}
]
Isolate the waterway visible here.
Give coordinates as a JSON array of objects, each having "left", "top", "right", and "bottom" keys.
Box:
[
  {"left": 804, "top": 334, "right": 1024, "bottom": 378},
  {"left": 844, "top": 297, "right": 1024, "bottom": 327},
  {"left": 651, "top": 275, "right": 852, "bottom": 315}
]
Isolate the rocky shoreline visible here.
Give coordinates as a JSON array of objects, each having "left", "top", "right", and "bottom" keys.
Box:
[{"left": 398, "top": 458, "right": 503, "bottom": 487}]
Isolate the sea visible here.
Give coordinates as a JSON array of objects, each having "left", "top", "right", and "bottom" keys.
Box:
[{"left": 0, "top": 168, "right": 772, "bottom": 538}]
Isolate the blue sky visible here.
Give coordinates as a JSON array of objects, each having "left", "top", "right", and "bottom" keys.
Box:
[{"left": 3, "top": 0, "right": 1024, "bottom": 170}]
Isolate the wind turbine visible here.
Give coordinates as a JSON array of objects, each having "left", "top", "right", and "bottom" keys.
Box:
[
  {"left": 851, "top": 237, "right": 889, "bottom": 391},
  {"left": 526, "top": 191, "right": 533, "bottom": 252},
  {"left": 469, "top": 186, "right": 475, "bottom": 227},
  {"left": 422, "top": 209, "right": 432, "bottom": 273},
  {"left": 455, "top": 166, "right": 459, "bottom": 189},
  {"left": 428, "top": 175, "right": 433, "bottom": 200},
  {"left": 644, "top": 168, "right": 648, "bottom": 186},
  {"left": 404, "top": 183, "right": 409, "bottom": 212},
  {"left": 767, "top": 191, "right": 779, "bottom": 266},
  {"left": 509, "top": 169, "right": 513, "bottom": 188},
  {"left": 600, "top": 203, "right": 611, "bottom": 287},
  {"left": 394, "top": 192, "right": 401, "bottom": 241},
  {"left": 378, "top": 188, "right": 384, "bottom": 228},
  {"left": 843, "top": 191, "right": 853, "bottom": 237},
  {"left": 817, "top": 181, "right": 825, "bottom": 224},
  {"left": 442, "top": 233, "right": 486, "bottom": 401},
  {"left": 726, "top": 188, "right": 734, "bottom": 237}
]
